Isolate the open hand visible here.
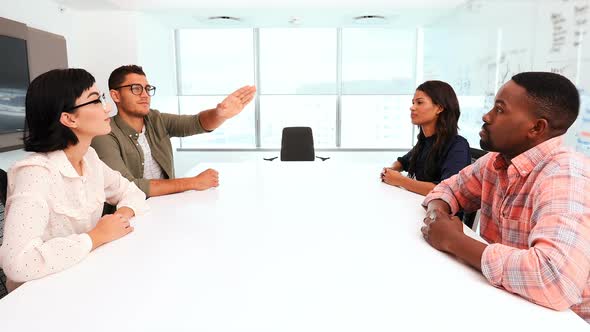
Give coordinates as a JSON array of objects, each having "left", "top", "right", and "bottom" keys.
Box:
[{"left": 215, "top": 86, "right": 256, "bottom": 120}]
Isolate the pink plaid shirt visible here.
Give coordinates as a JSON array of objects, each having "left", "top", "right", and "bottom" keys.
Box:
[{"left": 424, "top": 135, "right": 590, "bottom": 323}]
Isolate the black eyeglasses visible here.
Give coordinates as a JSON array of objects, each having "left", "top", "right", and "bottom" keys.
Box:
[
  {"left": 69, "top": 93, "right": 107, "bottom": 111},
  {"left": 114, "top": 84, "right": 156, "bottom": 96}
]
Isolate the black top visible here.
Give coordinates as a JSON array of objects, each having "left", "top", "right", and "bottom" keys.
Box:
[{"left": 397, "top": 135, "right": 471, "bottom": 184}]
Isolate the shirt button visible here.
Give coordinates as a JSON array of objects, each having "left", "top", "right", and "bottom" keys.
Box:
[{"left": 141, "top": 163, "right": 144, "bottom": 166}]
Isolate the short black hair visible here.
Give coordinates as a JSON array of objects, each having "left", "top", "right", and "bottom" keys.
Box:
[
  {"left": 511, "top": 72, "right": 580, "bottom": 133},
  {"left": 24, "top": 68, "right": 95, "bottom": 152},
  {"left": 108, "top": 65, "right": 146, "bottom": 90}
]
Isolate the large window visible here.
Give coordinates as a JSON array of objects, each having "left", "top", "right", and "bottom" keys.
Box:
[
  {"left": 340, "top": 29, "right": 416, "bottom": 149},
  {"left": 175, "top": 28, "right": 416, "bottom": 149},
  {"left": 457, "top": 95, "right": 490, "bottom": 150},
  {"left": 340, "top": 96, "right": 414, "bottom": 148},
  {"left": 174, "top": 1, "right": 590, "bottom": 152},
  {"left": 176, "top": 29, "right": 254, "bottom": 95},
  {"left": 176, "top": 29, "right": 255, "bottom": 148},
  {"left": 258, "top": 29, "right": 337, "bottom": 148},
  {"left": 260, "top": 96, "right": 336, "bottom": 148},
  {"left": 179, "top": 96, "right": 255, "bottom": 148},
  {"left": 341, "top": 29, "right": 416, "bottom": 95},
  {"left": 259, "top": 29, "right": 337, "bottom": 95}
]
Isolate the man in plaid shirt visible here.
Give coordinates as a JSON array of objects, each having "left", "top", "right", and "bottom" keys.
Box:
[{"left": 421, "top": 72, "right": 590, "bottom": 323}]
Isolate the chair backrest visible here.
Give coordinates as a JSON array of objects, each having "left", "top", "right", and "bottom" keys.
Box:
[
  {"left": 470, "top": 148, "right": 487, "bottom": 162},
  {"left": 280, "top": 127, "right": 315, "bottom": 161},
  {"left": 0, "top": 168, "right": 7, "bottom": 298},
  {"left": 462, "top": 209, "right": 477, "bottom": 230},
  {"left": 0, "top": 168, "right": 6, "bottom": 244},
  {"left": 0, "top": 200, "right": 6, "bottom": 299},
  {"left": 0, "top": 168, "right": 6, "bottom": 206}
]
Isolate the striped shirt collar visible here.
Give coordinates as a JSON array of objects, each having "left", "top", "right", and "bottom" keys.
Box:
[{"left": 492, "top": 135, "right": 565, "bottom": 175}]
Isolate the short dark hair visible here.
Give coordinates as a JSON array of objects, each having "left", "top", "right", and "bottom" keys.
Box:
[
  {"left": 108, "top": 65, "right": 146, "bottom": 90},
  {"left": 511, "top": 72, "right": 580, "bottom": 133},
  {"left": 24, "top": 68, "right": 95, "bottom": 152}
]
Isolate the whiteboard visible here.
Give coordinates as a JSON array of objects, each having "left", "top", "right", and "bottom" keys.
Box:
[{"left": 424, "top": 0, "right": 590, "bottom": 151}]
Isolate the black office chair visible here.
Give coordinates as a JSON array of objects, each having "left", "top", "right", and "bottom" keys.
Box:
[
  {"left": 0, "top": 168, "right": 8, "bottom": 299},
  {"left": 461, "top": 148, "right": 488, "bottom": 230},
  {"left": 264, "top": 127, "right": 330, "bottom": 162},
  {"left": 0, "top": 168, "right": 6, "bottom": 207}
]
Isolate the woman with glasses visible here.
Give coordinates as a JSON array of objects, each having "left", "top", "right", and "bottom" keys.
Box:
[
  {"left": 0, "top": 69, "right": 148, "bottom": 291},
  {"left": 381, "top": 80, "right": 471, "bottom": 196}
]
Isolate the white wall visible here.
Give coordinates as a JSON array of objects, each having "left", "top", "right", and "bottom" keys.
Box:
[
  {"left": 137, "top": 14, "right": 177, "bottom": 97},
  {"left": 0, "top": 0, "right": 73, "bottom": 39},
  {"left": 0, "top": 0, "right": 144, "bottom": 170},
  {"left": 0, "top": 0, "right": 140, "bottom": 93},
  {"left": 136, "top": 12, "right": 179, "bottom": 150},
  {"left": 0, "top": 0, "right": 303, "bottom": 174},
  {"left": 68, "top": 11, "right": 140, "bottom": 95}
]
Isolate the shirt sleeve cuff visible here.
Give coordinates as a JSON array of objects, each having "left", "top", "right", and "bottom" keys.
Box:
[
  {"left": 481, "top": 243, "right": 517, "bottom": 287},
  {"left": 422, "top": 190, "right": 461, "bottom": 214},
  {"left": 134, "top": 178, "right": 151, "bottom": 197},
  {"left": 396, "top": 157, "right": 407, "bottom": 171},
  {"left": 80, "top": 233, "right": 94, "bottom": 253},
  {"left": 197, "top": 114, "right": 213, "bottom": 133},
  {"left": 117, "top": 200, "right": 150, "bottom": 218},
  {"left": 116, "top": 181, "right": 150, "bottom": 216}
]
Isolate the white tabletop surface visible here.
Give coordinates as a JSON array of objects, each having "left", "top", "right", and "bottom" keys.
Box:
[{"left": 0, "top": 162, "right": 587, "bottom": 331}]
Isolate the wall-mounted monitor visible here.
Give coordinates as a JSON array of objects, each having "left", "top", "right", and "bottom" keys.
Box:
[{"left": 0, "top": 35, "right": 29, "bottom": 136}]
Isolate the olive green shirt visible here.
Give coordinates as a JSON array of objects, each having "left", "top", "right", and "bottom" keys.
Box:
[{"left": 91, "top": 109, "right": 207, "bottom": 197}]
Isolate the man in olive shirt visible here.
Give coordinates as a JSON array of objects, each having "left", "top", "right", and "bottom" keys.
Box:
[{"left": 92, "top": 65, "right": 256, "bottom": 197}]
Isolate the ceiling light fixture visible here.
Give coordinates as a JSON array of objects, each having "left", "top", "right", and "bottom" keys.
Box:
[
  {"left": 353, "top": 15, "right": 388, "bottom": 25},
  {"left": 289, "top": 16, "right": 302, "bottom": 26},
  {"left": 207, "top": 16, "right": 242, "bottom": 25}
]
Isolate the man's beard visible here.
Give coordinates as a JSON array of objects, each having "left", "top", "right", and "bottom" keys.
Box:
[{"left": 479, "top": 139, "right": 492, "bottom": 151}]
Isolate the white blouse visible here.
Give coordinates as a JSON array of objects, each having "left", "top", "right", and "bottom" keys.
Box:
[{"left": 0, "top": 147, "right": 148, "bottom": 283}]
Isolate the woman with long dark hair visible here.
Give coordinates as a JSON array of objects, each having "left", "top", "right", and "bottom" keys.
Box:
[
  {"left": 381, "top": 80, "right": 471, "bottom": 196},
  {"left": 0, "top": 69, "right": 148, "bottom": 291}
]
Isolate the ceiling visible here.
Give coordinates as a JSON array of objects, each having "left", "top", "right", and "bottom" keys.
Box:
[
  {"left": 53, "top": 0, "right": 547, "bottom": 28},
  {"left": 53, "top": 0, "right": 475, "bottom": 27},
  {"left": 55, "top": 0, "right": 469, "bottom": 11}
]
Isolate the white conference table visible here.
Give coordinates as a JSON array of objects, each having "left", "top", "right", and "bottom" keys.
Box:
[{"left": 0, "top": 162, "right": 587, "bottom": 331}]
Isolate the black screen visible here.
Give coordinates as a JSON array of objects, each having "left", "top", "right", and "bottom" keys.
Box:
[{"left": 0, "top": 35, "right": 29, "bottom": 134}]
